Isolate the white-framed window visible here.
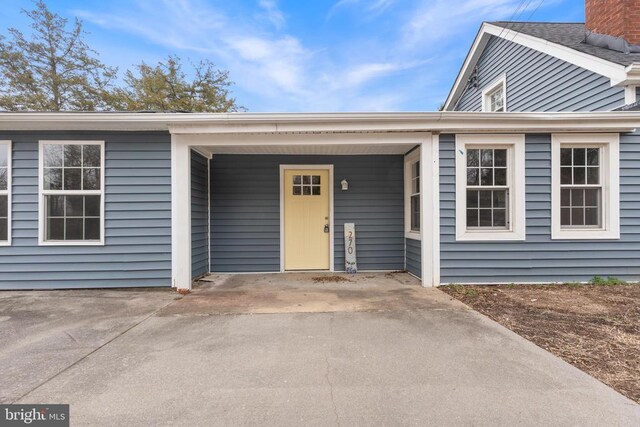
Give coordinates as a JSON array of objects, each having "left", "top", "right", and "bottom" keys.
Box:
[
  {"left": 404, "top": 148, "right": 421, "bottom": 239},
  {"left": 0, "top": 141, "right": 11, "bottom": 245},
  {"left": 482, "top": 75, "right": 507, "bottom": 112},
  {"left": 38, "top": 141, "right": 105, "bottom": 246},
  {"left": 455, "top": 134, "right": 525, "bottom": 241},
  {"left": 551, "top": 134, "right": 619, "bottom": 240}
]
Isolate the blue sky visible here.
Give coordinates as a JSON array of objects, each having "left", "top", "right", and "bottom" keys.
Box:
[{"left": 0, "top": 0, "right": 585, "bottom": 111}]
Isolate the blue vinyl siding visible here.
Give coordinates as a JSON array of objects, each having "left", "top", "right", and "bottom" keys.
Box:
[
  {"left": 0, "top": 131, "right": 172, "bottom": 289},
  {"left": 439, "top": 133, "right": 640, "bottom": 284},
  {"left": 210, "top": 155, "right": 404, "bottom": 272},
  {"left": 455, "top": 35, "right": 625, "bottom": 112},
  {"left": 405, "top": 238, "right": 421, "bottom": 278},
  {"left": 191, "top": 150, "right": 209, "bottom": 278}
]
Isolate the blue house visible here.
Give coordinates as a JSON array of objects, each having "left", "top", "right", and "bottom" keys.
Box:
[
  {"left": 0, "top": 2, "right": 639, "bottom": 291},
  {"left": 0, "top": 111, "right": 638, "bottom": 291}
]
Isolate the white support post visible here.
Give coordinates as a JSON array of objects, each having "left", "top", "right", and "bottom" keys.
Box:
[
  {"left": 624, "top": 86, "right": 637, "bottom": 105},
  {"left": 171, "top": 136, "right": 192, "bottom": 292},
  {"left": 420, "top": 138, "right": 434, "bottom": 287}
]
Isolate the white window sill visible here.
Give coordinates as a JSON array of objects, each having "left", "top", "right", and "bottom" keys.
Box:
[
  {"left": 456, "top": 229, "right": 525, "bottom": 242},
  {"left": 39, "top": 240, "right": 105, "bottom": 247},
  {"left": 551, "top": 229, "right": 620, "bottom": 240},
  {"left": 0, "top": 241, "right": 10, "bottom": 247},
  {"left": 405, "top": 231, "right": 421, "bottom": 241}
]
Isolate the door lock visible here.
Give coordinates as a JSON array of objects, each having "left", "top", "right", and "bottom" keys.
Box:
[{"left": 324, "top": 224, "right": 330, "bottom": 233}]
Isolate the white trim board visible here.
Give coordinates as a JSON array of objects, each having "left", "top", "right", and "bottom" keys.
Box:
[
  {"left": 444, "top": 22, "right": 639, "bottom": 111},
  {"left": 0, "top": 111, "right": 638, "bottom": 133},
  {"left": 481, "top": 74, "right": 507, "bottom": 112},
  {"left": 279, "top": 165, "right": 335, "bottom": 273}
]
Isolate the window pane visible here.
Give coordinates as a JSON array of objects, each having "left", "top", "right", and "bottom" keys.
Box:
[
  {"left": 467, "top": 168, "right": 479, "bottom": 186},
  {"left": 560, "top": 148, "right": 572, "bottom": 166},
  {"left": 412, "top": 176, "right": 420, "bottom": 194},
  {"left": 65, "top": 195, "right": 84, "bottom": 216},
  {"left": 584, "top": 189, "right": 599, "bottom": 207},
  {"left": 0, "top": 168, "right": 6, "bottom": 191},
  {"left": 312, "top": 186, "right": 320, "bottom": 195},
  {"left": 47, "top": 218, "right": 64, "bottom": 240},
  {"left": 64, "top": 145, "right": 82, "bottom": 167},
  {"left": 293, "top": 186, "right": 301, "bottom": 195},
  {"left": 312, "top": 175, "right": 320, "bottom": 185},
  {"left": 560, "top": 167, "right": 572, "bottom": 185},
  {"left": 83, "top": 145, "right": 101, "bottom": 167},
  {"left": 585, "top": 208, "right": 599, "bottom": 226},
  {"left": 479, "top": 190, "right": 492, "bottom": 208},
  {"left": 293, "top": 175, "right": 301, "bottom": 185},
  {"left": 561, "top": 189, "right": 570, "bottom": 206},
  {"left": 467, "top": 209, "right": 478, "bottom": 227},
  {"left": 571, "top": 189, "right": 584, "bottom": 206},
  {"left": 85, "top": 218, "right": 100, "bottom": 240},
  {"left": 83, "top": 168, "right": 101, "bottom": 190},
  {"left": 413, "top": 161, "right": 420, "bottom": 178},
  {"left": 0, "top": 195, "right": 6, "bottom": 217},
  {"left": 47, "top": 195, "right": 65, "bottom": 217},
  {"left": 571, "top": 208, "right": 584, "bottom": 226},
  {"left": 0, "top": 218, "right": 6, "bottom": 241},
  {"left": 561, "top": 208, "right": 571, "bottom": 226},
  {"left": 493, "top": 209, "right": 506, "bottom": 227},
  {"left": 44, "top": 144, "right": 63, "bottom": 167},
  {"left": 573, "top": 148, "right": 585, "bottom": 165},
  {"left": 493, "top": 190, "right": 506, "bottom": 208},
  {"left": 494, "top": 168, "right": 506, "bottom": 186},
  {"left": 302, "top": 175, "right": 310, "bottom": 184},
  {"left": 65, "top": 218, "right": 83, "bottom": 240},
  {"left": 63, "top": 168, "right": 82, "bottom": 190},
  {"left": 573, "top": 167, "right": 585, "bottom": 185},
  {"left": 86, "top": 196, "right": 103, "bottom": 217},
  {"left": 44, "top": 168, "right": 62, "bottom": 190},
  {"left": 479, "top": 209, "right": 492, "bottom": 227},
  {"left": 480, "top": 168, "right": 493, "bottom": 186},
  {"left": 494, "top": 149, "right": 507, "bottom": 167},
  {"left": 587, "top": 148, "right": 599, "bottom": 166},
  {"left": 467, "top": 149, "right": 479, "bottom": 167},
  {"left": 302, "top": 186, "right": 311, "bottom": 195},
  {"left": 467, "top": 190, "right": 479, "bottom": 208},
  {"left": 0, "top": 145, "right": 7, "bottom": 167},
  {"left": 481, "top": 149, "right": 493, "bottom": 167},
  {"left": 587, "top": 167, "right": 599, "bottom": 185},
  {"left": 411, "top": 195, "right": 420, "bottom": 230}
]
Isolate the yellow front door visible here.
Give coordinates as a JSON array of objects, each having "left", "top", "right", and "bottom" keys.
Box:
[{"left": 283, "top": 169, "right": 330, "bottom": 270}]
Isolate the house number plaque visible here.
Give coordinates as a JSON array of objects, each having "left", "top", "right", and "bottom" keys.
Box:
[{"left": 344, "top": 223, "right": 357, "bottom": 273}]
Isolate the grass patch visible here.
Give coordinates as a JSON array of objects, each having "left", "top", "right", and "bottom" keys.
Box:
[{"left": 589, "top": 276, "right": 627, "bottom": 286}]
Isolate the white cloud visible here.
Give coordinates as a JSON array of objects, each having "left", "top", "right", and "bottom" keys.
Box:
[{"left": 258, "top": 0, "right": 285, "bottom": 30}]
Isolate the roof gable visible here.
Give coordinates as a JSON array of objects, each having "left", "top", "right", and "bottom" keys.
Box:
[{"left": 444, "top": 22, "right": 640, "bottom": 111}]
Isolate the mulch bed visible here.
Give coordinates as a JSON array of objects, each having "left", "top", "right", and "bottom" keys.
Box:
[{"left": 440, "top": 283, "right": 640, "bottom": 404}]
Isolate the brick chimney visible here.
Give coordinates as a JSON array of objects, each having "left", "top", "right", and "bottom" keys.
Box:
[{"left": 585, "top": 0, "right": 640, "bottom": 45}]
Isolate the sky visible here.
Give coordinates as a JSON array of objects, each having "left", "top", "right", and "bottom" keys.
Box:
[{"left": 0, "top": 0, "right": 585, "bottom": 112}]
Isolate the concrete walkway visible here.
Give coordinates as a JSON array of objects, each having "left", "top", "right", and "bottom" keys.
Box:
[{"left": 1, "top": 273, "right": 638, "bottom": 426}]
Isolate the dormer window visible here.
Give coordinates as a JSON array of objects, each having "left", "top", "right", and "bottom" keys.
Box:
[{"left": 482, "top": 75, "right": 507, "bottom": 112}]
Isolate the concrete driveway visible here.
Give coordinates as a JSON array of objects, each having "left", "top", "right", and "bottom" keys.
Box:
[{"left": 1, "top": 273, "right": 638, "bottom": 426}]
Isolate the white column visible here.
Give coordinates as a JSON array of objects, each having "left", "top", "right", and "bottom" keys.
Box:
[
  {"left": 171, "top": 136, "right": 192, "bottom": 292},
  {"left": 420, "top": 135, "right": 440, "bottom": 287}
]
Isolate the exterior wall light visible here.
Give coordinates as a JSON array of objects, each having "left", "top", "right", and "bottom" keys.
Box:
[{"left": 341, "top": 179, "right": 349, "bottom": 191}]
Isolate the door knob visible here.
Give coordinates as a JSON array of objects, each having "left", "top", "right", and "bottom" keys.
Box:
[{"left": 324, "top": 224, "right": 330, "bottom": 233}]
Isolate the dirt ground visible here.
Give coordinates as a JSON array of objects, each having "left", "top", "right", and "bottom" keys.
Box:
[{"left": 440, "top": 282, "right": 640, "bottom": 404}]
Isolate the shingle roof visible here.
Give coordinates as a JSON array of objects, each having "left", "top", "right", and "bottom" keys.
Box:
[{"left": 490, "top": 22, "right": 640, "bottom": 66}]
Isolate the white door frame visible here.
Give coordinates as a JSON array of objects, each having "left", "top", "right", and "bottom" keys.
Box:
[{"left": 279, "top": 164, "right": 335, "bottom": 272}]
